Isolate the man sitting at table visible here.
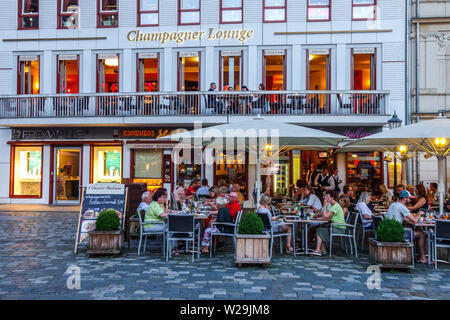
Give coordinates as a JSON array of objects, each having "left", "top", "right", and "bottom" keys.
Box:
[
  {"left": 137, "top": 191, "right": 152, "bottom": 215},
  {"left": 297, "top": 184, "right": 322, "bottom": 213},
  {"left": 196, "top": 179, "right": 211, "bottom": 199},
  {"left": 226, "top": 192, "right": 242, "bottom": 222},
  {"left": 386, "top": 190, "right": 427, "bottom": 264}
]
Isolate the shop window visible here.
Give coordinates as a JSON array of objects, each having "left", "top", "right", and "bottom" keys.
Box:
[
  {"left": 92, "top": 146, "right": 122, "bottom": 183},
  {"left": 215, "top": 150, "right": 248, "bottom": 199},
  {"left": 97, "top": 54, "right": 119, "bottom": 93},
  {"left": 58, "top": 0, "right": 79, "bottom": 29},
  {"left": 177, "top": 148, "right": 202, "bottom": 184},
  {"left": 352, "top": 0, "right": 376, "bottom": 20},
  {"left": 18, "top": 57, "right": 40, "bottom": 94},
  {"left": 307, "top": 0, "right": 330, "bottom": 21},
  {"left": 98, "top": 0, "right": 118, "bottom": 28},
  {"left": 19, "top": 0, "right": 39, "bottom": 29},
  {"left": 220, "top": 0, "right": 243, "bottom": 24},
  {"left": 178, "top": 0, "right": 200, "bottom": 25},
  {"left": 220, "top": 52, "right": 242, "bottom": 91},
  {"left": 57, "top": 55, "right": 79, "bottom": 93},
  {"left": 132, "top": 149, "right": 163, "bottom": 192},
  {"left": 138, "top": 0, "right": 159, "bottom": 26},
  {"left": 11, "top": 146, "right": 42, "bottom": 197},
  {"left": 347, "top": 152, "right": 382, "bottom": 193},
  {"left": 263, "top": 0, "right": 286, "bottom": 23}
]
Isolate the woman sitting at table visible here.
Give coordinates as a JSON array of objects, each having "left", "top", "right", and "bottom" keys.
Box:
[
  {"left": 379, "top": 184, "right": 393, "bottom": 204},
  {"left": 407, "top": 184, "right": 429, "bottom": 213},
  {"left": 203, "top": 186, "right": 220, "bottom": 228},
  {"left": 300, "top": 185, "right": 323, "bottom": 213},
  {"left": 144, "top": 189, "right": 178, "bottom": 255},
  {"left": 339, "top": 196, "right": 351, "bottom": 218},
  {"left": 200, "top": 197, "right": 233, "bottom": 254},
  {"left": 312, "top": 190, "right": 346, "bottom": 256},
  {"left": 231, "top": 183, "right": 245, "bottom": 208},
  {"left": 356, "top": 192, "right": 374, "bottom": 229},
  {"left": 257, "top": 194, "right": 294, "bottom": 253}
]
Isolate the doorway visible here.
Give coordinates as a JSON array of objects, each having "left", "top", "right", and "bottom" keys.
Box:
[
  {"left": 307, "top": 49, "right": 331, "bottom": 113},
  {"left": 54, "top": 147, "right": 81, "bottom": 204}
]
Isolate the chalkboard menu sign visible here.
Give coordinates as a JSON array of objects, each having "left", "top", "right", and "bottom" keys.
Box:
[{"left": 74, "top": 183, "right": 128, "bottom": 253}]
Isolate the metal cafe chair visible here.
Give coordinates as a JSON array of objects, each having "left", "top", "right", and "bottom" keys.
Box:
[
  {"left": 166, "top": 214, "right": 200, "bottom": 263},
  {"left": 210, "top": 210, "right": 243, "bottom": 258},
  {"left": 329, "top": 211, "right": 359, "bottom": 258},
  {"left": 136, "top": 210, "right": 166, "bottom": 257},
  {"left": 434, "top": 220, "right": 450, "bottom": 270},
  {"left": 372, "top": 215, "right": 384, "bottom": 239},
  {"left": 356, "top": 209, "right": 375, "bottom": 250},
  {"left": 257, "top": 211, "right": 296, "bottom": 259}
]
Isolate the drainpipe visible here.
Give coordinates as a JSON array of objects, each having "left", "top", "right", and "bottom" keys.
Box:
[
  {"left": 405, "top": 0, "right": 412, "bottom": 184},
  {"left": 415, "top": 0, "right": 421, "bottom": 184}
]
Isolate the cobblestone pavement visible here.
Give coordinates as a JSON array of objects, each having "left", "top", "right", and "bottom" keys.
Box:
[{"left": 0, "top": 211, "right": 449, "bottom": 300}]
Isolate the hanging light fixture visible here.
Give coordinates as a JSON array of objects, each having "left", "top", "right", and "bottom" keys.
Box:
[
  {"left": 104, "top": 57, "right": 119, "bottom": 67},
  {"left": 387, "top": 111, "right": 402, "bottom": 130}
]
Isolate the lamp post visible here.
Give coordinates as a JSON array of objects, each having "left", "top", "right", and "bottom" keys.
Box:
[
  {"left": 434, "top": 137, "right": 448, "bottom": 215},
  {"left": 388, "top": 112, "right": 403, "bottom": 193}
]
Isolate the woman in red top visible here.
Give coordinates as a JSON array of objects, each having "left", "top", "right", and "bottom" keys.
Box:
[{"left": 226, "top": 192, "right": 242, "bottom": 222}]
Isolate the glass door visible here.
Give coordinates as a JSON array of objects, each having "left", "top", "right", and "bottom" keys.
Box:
[
  {"left": 54, "top": 147, "right": 81, "bottom": 204},
  {"left": 307, "top": 49, "right": 330, "bottom": 113},
  {"left": 178, "top": 52, "right": 200, "bottom": 114},
  {"left": 263, "top": 50, "right": 286, "bottom": 113}
]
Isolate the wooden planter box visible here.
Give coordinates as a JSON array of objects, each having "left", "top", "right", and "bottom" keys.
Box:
[
  {"left": 235, "top": 233, "right": 271, "bottom": 266},
  {"left": 369, "top": 238, "right": 413, "bottom": 270},
  {"left": 88, "top": 229, "right": 125, "bottom": 255}
]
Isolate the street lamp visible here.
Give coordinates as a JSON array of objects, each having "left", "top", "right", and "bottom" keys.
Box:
[{"left": 388, "top": 112, "right": 403, "bottom": 192}]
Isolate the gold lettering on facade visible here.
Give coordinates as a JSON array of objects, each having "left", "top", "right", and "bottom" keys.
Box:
[{"left": 127, "top": 28, "right": 254, "bottom": 44}]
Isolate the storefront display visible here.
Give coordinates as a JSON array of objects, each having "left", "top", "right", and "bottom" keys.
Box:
[
  {"left": 11, "top": 146, "right": 42, "bottom": 197},
  {"left": 92, "top": 146, "right": 122, "bottom": 183},
  {"left": 55, "top": 147, "right": 81, "bottom": 202},
  {"left": 131, "top": 149, "right": 163, "bottom": 191},
  {"left": 347, "top": 151, "right": 382, "bottom": 193},
  {"left": 177, "top": 148, "right": 202, "bottom": 184},
  {"left": 215, "top": 150, "right": 248, "bottom": 198}
]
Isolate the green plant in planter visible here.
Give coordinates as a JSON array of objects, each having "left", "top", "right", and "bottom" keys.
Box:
[
  {"left": 238, "top": 212, "right": 264, "bottom": 235},
  {"left": 376, "top": 218, "right": 405, "bottom": 242},
  {"left": 95, "top": 209, "right": 120, "bottom": 231}
]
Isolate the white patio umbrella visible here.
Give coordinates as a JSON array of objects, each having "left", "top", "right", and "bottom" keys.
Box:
[
  {"left": 345, "top": 115, "right": 450, "bottom": 214},
  {"left": 159, "top": 117, "right": 346, "bottom": 204}
]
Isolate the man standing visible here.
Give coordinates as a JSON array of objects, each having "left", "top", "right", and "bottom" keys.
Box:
[
  {"left": 386, "top": 190, "right": 427, "bottom": 264},
  {"left": 208, "top": 82, "right": 223, "bottom": 114},
  {"left": 314, "top": 166, "right": 335, "bottom": 198},
  {"left": 306, "top": 162, "right": 318, "bottom": 186}
]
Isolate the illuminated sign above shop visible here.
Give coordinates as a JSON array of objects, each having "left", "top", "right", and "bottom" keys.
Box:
[{"left": 127, "top": 28, "right": 254, "bottom": 44}]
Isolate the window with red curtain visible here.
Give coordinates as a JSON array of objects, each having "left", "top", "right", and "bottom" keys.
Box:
[
  {"left": 18, "top": 0, "right": 39, "bottom": 29},
  {"left": 263, "top": 0, "right": 286, "bottom": 23},
  {"left": 352, "top": 0, "right": 376, "bottom": 20},
  {"left": 138, "top": 0, "right": 159, "bottom": 26},
  {"left": 220, "top": 0, "right": 243, "bottom": 24},
  {"left": 98, "top": 0, "right": 118, "bottom": 28},
  {"left": 307, "top": 0, "right": 330, "bottom": 21},
  {"left": 58, "top": 0, "right": 79, "bottom": 29},
  {"left": 178, "top": 0, "right": 200, "bottom": 25}
]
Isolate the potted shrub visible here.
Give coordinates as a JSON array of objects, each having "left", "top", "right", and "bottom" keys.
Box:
[
  {"left": 235, "top": 212, "right": 271, "bottom": 267},
  {"left": 88, "top": 209, "right": 124, "bottom": 255},
  {"left": 369, "top": 218, "right": 414, "bottom": 270}
]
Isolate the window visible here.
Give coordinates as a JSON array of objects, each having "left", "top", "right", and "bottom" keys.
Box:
[
  {"left": 131, "top": 149, "right": 163, "bottom": 192},
  {"left": 137, "top": 53, "right": 159, "bottom": 92},
  {"left": 18, "top": 0, "right": 39, "bottom": 29},
  {"left": 352, "top": 0, "right": 376, "bottom": 20},
  {"left": 263, "top": 0, "right": 286, "bottom": 23},
  {"left": 307, "top": 0, "right": 330, "bottom": 21},
  {"left": 91, "top": 146, "right": 122, "bottom": 183},
  {"left": 178, "top": 0, "right": 200, "bottom": 25},
  {"left": 57, "top": 55, "right": 80, "bottom": 93},
  {"left": 11, "top": 146, "right": 43, "bottom": 198},
  {"left": 97, "top": 54, "right": 119, "bottom": 93},
  {"left": 220, "top": 0, "right": 243, "bottom": 24},
  {"left": 58, "top": 0, "right": 79, "bottom": 29},
  {"left": 98, "top": 0, "right": 118, "bottom": 28},
  {"left": 220, "top": 51, "right": 243, "bottom": 90},
  {"left": 18, "top": 56, "right": 40, "bottom": 94},
  {"left": 138, "top": 0, "right": 159, "bottom": 26}
]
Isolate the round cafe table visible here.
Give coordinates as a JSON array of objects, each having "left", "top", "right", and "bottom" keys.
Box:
[{"left": 283, "top": 216, "right": 328, "bottom": 255}]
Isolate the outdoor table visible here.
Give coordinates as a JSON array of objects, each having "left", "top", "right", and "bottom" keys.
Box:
[
  {"left": 283, "top": 216, "right": 328, "bottom": 255},
  {"left": 412, "top": 220, "right": 436, "bottom": 265}
]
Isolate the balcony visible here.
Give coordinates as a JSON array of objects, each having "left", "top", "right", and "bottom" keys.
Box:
[{"left": 0, "top": 90, "right": 390, "bottom": 126}]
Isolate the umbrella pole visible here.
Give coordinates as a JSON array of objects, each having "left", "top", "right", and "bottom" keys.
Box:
[
  {"left": 438, "top": 156, "right": 445, "bottom": 216},
  {"left": 256, "top": 148, "right": 261, "bottom": 206},
  {"left": 401, "top": 158, "right": 408, "bottom": 186}
]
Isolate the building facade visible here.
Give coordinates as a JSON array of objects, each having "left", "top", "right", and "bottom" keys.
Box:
[
  {"left": 410, "top": 0, "right": 450, "bottom": 189},
  {"left": 0, "top": 0, "right": 407, "bottom": 205}
]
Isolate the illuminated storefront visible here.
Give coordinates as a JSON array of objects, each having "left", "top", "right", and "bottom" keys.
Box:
[
  {"left": 91, "top": 145, "right": 122, "bottom": 183},
  {"left": 11, "top": 146, "right": 42, "bottom": 198}
]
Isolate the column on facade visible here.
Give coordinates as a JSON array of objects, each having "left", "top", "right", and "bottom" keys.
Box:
[
  {"left": 247, "top": 45, "right": 257, "bottom": 90},
  {"left": 163, "top": 48, "right": 173, "bottom": 91},
  {"left": 121, "top": 49, "right": 132, "bottom": 93}
]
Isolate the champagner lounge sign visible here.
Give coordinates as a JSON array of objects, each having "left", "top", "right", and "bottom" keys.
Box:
[{"left": 127, "top": 28, "right": 254, "bottom": 44}]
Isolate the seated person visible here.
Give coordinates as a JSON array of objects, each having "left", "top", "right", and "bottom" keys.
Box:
[
  {"left": 219, "top": 186, "right": 229, "bottom": 198},
  {"left": 196, "top": 178, "right": 211, "bottom": 199},
  {"left": 185, "top": 179, "right": 200, "bottom": 198},
  {"left": 137, "top": 191, "right": 152, "bottom": 215},
  {"left": 226, "top": 192, "right": 242, "bottom": 222},
  {"left": 356, "top": 192, "right": 374, "bottom": 229},
  {"left": 231, "top": 183, "right": 245, "bottom": 207},
  {"left": 173, "top": 181, "right": 192, "bottom": 203},
  {"left": 407, "top": 184, "right": 429, "bottom": 213},
  {"left": 200, "top": 197, "right": 234, "bottom": 254},
  {"left": 257, "top": 194, "right": 294, "bottom": 253},
  {"left": 299, "top": 185, "right": 323, "bottom": 213},
  {"left": 338, "top": 195, "right": 351, "bottom": 218},
  {"left": 386, "top": 190, "right": 427, "bottom": 264},
  {"left": 343, "top": 184, "right": 358, "bottom": 205},
  {"left": 312, "top": 190, "right": 346, "bottom": 256}
]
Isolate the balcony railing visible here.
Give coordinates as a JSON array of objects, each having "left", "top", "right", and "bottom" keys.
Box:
[{"left": 0, "top": 90, "right": 389, "bottom": 118}]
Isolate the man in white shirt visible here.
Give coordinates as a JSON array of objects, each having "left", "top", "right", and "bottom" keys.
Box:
[
  {"left": 137, "top": 191, "right": 152, "bottom": 215},
  {"left": 386, "top": 190, "right": 427, "bottom": 263},
  {"left": 314, "top": 166, "right": 335, "bottom": 192}
]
